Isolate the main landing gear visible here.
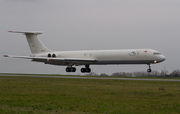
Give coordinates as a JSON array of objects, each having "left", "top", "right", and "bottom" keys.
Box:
[
  {"left": 65, "top": 64, "right": 91, "bottom": 73},
  {"left": 147, "top": 64, "right": 152, "bottom": 73},
  {"left": 66, "top": 67, "right": 76, "bottom": 72},
  {"left": 81, "top": 65, "right": 91, "bottom": 73}
]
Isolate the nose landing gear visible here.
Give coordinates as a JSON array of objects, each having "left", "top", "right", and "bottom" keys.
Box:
[{"left": 147, "top": 64, "right": 152, "bottom": 73}]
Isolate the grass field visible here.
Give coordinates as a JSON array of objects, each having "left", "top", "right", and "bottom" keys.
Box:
[{"left": 0, "top": 76, "right": 180, "bottom": 114}]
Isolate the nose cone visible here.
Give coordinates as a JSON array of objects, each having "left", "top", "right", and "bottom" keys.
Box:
[{"left": 158, "top": 55, "right": 166, "bottom": 62}]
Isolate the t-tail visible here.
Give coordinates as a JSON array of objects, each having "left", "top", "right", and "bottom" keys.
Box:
[{"left": 8, "top": 31, "right": 52, "bottom": 54}]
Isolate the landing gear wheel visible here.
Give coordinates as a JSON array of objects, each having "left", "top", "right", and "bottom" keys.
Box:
[
  {"left": 147, "top": 69, "right": 151, "bottom": 73},
  {"left": 147, "top": 64, "right": 152, "bottom": 73},
  {"left": 81, "top": 68, "right": 91, "bottom": 73},
  {"left": 81, "top": 64, "right": 91, "bottom": 73},
  {"left": 71, "top": 67, "right": 76, "bottom": 72},
  {"left": 66, "top": 67, "right": 71, "bottom": 72},
  {"left": 86, "top": 68, "right": 91, "bottom": 73},
  {"left": 81, "top": 68, "right": 86, "bottom": 73},
  {"left": 66, "top": 67, "right": 76, "bottom": 72}
]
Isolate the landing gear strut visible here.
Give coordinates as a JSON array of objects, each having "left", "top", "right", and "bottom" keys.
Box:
[
  {"left": 81, "top": 64, "right": 91, "bottom": 73},
  {"left": 66, "top": 67, "right": 76, "bottom": 72},
  {"left": 147, "top": 64, "right": 152, "bottom": 73}
]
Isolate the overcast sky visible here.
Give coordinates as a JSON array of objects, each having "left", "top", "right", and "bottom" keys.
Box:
[{"left": 0, "top": 0, "right": 179, "bottom": 75}]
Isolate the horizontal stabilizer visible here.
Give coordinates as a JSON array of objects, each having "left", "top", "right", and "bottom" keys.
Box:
[{"left": 8, "top": 31, "right": 42, "bottom": 35}]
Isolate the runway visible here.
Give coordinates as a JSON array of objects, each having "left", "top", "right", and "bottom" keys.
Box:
[{"left": 1, "top": 74, "right": 180, "bottom": 81}]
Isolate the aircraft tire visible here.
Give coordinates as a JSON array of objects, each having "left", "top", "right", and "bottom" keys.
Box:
[
  {"left": 147, "top": 69, "right": 151, "bottom": 73},
  {"left": 81, "top": 68, "right": 86, "bottom": 73},
  {"left": 86, "top": 68, "right": 91, "bottom": 73},
  {"left": 66, "top": 67, "right": 71, "bottom": 72},
  {"left": 71, "top": 67, "right": 76, "bottom": 72}
]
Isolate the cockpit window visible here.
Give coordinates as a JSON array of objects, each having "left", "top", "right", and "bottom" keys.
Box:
[{"left": 153, "top": 52, "right": 161, "bottom": 55}]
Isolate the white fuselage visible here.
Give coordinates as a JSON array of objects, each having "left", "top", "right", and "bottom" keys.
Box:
[{"left": 34, "top": 49, "right": 166, "bottom": 66}]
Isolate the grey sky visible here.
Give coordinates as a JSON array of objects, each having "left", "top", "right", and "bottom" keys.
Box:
[{"left": 0, "top": 0, "right": 179, "bottom": 75}]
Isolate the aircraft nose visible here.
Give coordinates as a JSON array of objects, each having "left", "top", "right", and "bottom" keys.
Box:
[{"left": 159, "top": 55, "right": 166, "bottom": 62}]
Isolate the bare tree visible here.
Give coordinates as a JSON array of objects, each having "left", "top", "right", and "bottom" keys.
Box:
[
  {"left": 111, "top": 72, "right": 127, "bottom": 77},
  {"left": 110, "top": 69, "right": 180, "bottom": 77},
  {"left": 160, "top": 70, "right": 168, "bottom": 77},
  {"left": 99, "top": 73, "right": 109, "bottom": 76},
  {"left": 170, "top": 69, "right": 180, "bottom": 77},
  {"left": 132, "top": 71, "right": 149, "bottom": 77},
  {"left": 86, "top": 72, "right": 98, "bottom": 76},
  {"left": 151, "top": 70, "right": 160, "bottom": 77}
]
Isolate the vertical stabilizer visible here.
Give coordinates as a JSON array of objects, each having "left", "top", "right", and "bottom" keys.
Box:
[{"left": 9, "top": 31, "right": 52, "bottom": 54}]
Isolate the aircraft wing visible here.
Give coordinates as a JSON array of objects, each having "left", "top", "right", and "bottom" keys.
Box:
[{"left": 3, "top": 55, "right": 97, "bottom": 66}]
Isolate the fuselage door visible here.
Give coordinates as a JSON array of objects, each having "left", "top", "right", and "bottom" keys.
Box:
[{"left": 136, "top": 50, "right": 139, "bottom": 58}]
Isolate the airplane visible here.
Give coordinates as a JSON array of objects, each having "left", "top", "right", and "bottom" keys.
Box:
[{"left": 4, "top": 31, "right": 166, "bottom": 73}]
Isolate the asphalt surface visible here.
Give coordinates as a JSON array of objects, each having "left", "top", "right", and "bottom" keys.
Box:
[{"left": 0, "top": 74, "right": 180, "bottom": 81}]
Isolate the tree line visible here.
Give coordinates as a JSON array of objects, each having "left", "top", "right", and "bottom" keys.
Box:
[{"left": 87, "top": 69, "right": 180, "bottom": 77}]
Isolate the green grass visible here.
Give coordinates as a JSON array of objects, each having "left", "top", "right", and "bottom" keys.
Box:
[{"left": 0, "top": 76, "right": 180, "bottom": 114}]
